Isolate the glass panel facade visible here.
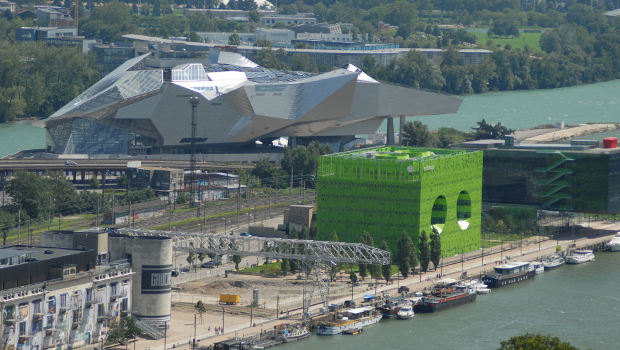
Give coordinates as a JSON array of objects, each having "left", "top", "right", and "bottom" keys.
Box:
[
  {"left": 171, "top": 63, "right": 207, "bottom": 81},
  {"left": 63, "top": 118, "right": 129, "bottom": 154}
]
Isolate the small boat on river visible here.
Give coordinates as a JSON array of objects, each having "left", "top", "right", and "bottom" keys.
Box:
[
  {"left": 542, "top": 254, "right": 565, "bottom": 270},
  {"left": 482, "top": 261, "right": 535, "bottom": 288},
  {"left": 565, "top": 249, "right": 595, "bottom": 264},
  {"left": 413, "top": 279, "right": 476, "bottom": 313},
  {"left": 396, "top": 302, "right": 414, "bottom": 320},
  {"left": 316, "top": 306, "right": 382, "bottom": 335},
  {"left": 607, "top": 233, "right": 620, "bottom": 251}
]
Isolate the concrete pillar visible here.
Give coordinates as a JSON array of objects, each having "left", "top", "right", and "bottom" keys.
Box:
[
  {"left": 81, "top": 171, "right": 86, "bottom": 184},
  {"left": 130, "top": 236, "right": 173, "bottom": 328},
  {"left": 386, "top": 117, "right": 395, "bottom": 145},
  {"left": 72, "top": 171, "right": 77, "bottom": 183},
  {"left": 399, "top": 116, "right": 406, "bottom": 145}
]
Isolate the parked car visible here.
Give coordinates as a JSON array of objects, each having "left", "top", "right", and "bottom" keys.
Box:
[
  {"left": 171, "top": 270, "right": 179, "bottom": 277},
  {"left": 398, "top": 286, "right": 410, "bottom": 294},
  {"left": 240, "top": 232, "right": 252, "bottom": 237},
  {"left": 344, "top": 300, "right": 356, "bottom": 308},
  {"left": 201, "top": 261, "right": 216, "bottom": 268},
  {"left": 64, "top": 160, "right": 78, "bottom": 165}
]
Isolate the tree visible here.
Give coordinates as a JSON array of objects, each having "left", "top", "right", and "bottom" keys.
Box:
[
  {"left": 89, "top": 176, "right": 100, "bottom": 190},
  {"left": 498, "top": 333, "right": 580, "bottom": 350},
  {"left": 419, "top": 230, "right": 430, "bottom": 272},
  {"left": 349, "top": 271, "right": 358, "bottom": 284},
  {"left": 232, "top": 254, "right": 242, "bottom": 270},
  {"left": 430, "top": 230, "right": 442, "bottom": 270},
  {"left": 0, "top": 210, "right": 14, "bottom": 245},
  {"left": 228, "top": 33, "right": 240, "bottom": 45},
  {"left": 198, "top": 252, "right": 207, "bottom": 265},
  {"left": 280, "top": 258, "right": 289, "bottom": 273},
  {"left": 358, "top": 231, "right": 374, "bottom": 279},
  {"left": 105, "top": 316, "right": 142, "bottom": 345},
  {"left": 194, "top": 300, "right": 207, "bottom": 323},
  {"left": 186, "top": 252, "right": 196, "bottom": 269},
  {"left": 396, "top": 231, "right": 416, "bottom": 278},
  {"left": 401, "top": 121, "right": 434, "bottom": 147},
  {"left": 381, "top": 240, "right": 392, "bottom": 283},
  {"left": 473, "top": 119, "right": 514, "bottom": 140}
]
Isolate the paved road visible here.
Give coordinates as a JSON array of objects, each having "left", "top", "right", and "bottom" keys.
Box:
[{"left": 0, "top": 159, "right": 253, "bottom": 171}]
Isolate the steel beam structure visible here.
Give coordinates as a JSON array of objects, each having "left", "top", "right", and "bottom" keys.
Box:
[{"left": 117, "top": 228, "right": 390, "bottom": 316}]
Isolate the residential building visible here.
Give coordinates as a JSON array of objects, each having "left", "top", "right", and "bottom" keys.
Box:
[
  {"left": 0, "top": 1, "right": 16, "bottom": 13},
  {"left": 260, "top": 13, "right": 316, "bottom": 26},
  {"left": 0, "top": 246, "right": 133, "bottom": 349}
]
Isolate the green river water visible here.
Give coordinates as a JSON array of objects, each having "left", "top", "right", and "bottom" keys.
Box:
[
  {"left": 284, "top": 252, "right": 620, "bottom": 350},
  {"left": 1, "top": 79, "right": 620, "bottom": 157}
]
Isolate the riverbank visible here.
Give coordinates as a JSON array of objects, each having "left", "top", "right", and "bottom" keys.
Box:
[{"left": 132, "top": 219, "right": 620, "bottom": 350}]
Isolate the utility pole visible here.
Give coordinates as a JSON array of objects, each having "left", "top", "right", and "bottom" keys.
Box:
[
  {"left": 237, "top": 179, "right": 241, "bottom": 226},
  {"left": 164, "top": 322, "right": 167, "bottom": 350},
  {"left": 189, "top": 97, "right": 200, "bottom": 210},
  {"left": 27, "top": 216, "right": 31, "bottom": 245},
  {"left": 276, "top": 295, "right": 279, "bottom": 320},
  {"left": 222, "top": 307, "right": 225, "bottom": 333},
  {"left": 193, "top": 313, "right": 197, "bottom": 350},
  {"left": 17, "top": 209, "right": 20, "bottom": 245},
  {"left": 275, "top": 175, "right": 279, "bottom": 204}
]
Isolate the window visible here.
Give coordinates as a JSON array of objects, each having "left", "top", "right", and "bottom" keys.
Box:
[
  {"left": 110, "top": 283, "right": 117, "bottom": 296},
  {"left": 45, "top": 315, "right": 54, "bottom": 329},
  {"left": 19, "top": 322, "right": 26, "bottom": 336},
  {"left": 32, "top": 319, "right": 42, "bottom": 332},
  {"left": 59, "top": 294, "right": 67, "bottom": 308},
  {"left": 121, "top": 298, "right": 128, "bottom": 311},
  {"left": 33, "top": 300, "right": 42, "bottom": 314},
  {"left": 85, "top": 288, "right": 93, "bottom": 303}
]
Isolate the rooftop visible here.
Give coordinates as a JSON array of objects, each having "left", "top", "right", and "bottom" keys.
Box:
[
  {"left": 323, "top": 146, "right": 465, "bottom": 161},
  {"left": 0, "top": 245, "right": 88, "bottom": 269}
]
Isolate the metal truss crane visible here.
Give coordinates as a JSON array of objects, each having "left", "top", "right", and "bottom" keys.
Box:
[{"left": 117, "top": 228, "right": 390, "bottom": 317}]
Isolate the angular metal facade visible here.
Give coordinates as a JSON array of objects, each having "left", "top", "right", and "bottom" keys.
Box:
[{"left": 44, "top": 53, "right": 462, "bottom": 154}]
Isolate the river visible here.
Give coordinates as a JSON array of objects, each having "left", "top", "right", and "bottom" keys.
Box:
[
  {"left": 283, "top": 252, "right": 620, "bottom": 350},
  {"left": 1, "top": 80, "right": 620, "bottom": 158}
]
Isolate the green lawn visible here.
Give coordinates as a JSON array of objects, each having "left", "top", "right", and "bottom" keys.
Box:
[{"left": 472, "top": 31, "right": 542, "bottom": 52}]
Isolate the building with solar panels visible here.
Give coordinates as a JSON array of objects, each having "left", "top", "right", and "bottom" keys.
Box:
[{"left": 43, "top": 51, "right": 462, "bottom": 155}]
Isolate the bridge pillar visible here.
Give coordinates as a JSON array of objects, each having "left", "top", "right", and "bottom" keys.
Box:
[
  {"left": 80, "top": 171, "right": 86, "bottom": 184},
  {"left": 101, "top": 171, "right": 106, "bottom": 191},
  {"left": 386, "top": 116, "right": 395, "bottom": 145},
  {"left": 399, "top": 116, "right": 406, "bottom": 145},
  {"left": 72, "top": 171, "right": 76, "bottom": 182}
]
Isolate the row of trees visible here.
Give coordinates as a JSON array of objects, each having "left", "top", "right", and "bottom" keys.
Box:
[
  {"left": 399, "top": 119, "right": 514, "bottom": 148},
  {"left": 357, "top": 230, "right": 442, "bottom": 283}
]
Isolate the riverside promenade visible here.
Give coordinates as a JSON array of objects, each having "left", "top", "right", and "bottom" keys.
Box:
[{"left": 135, "top": 220, "right": 620, "bottom": 350}]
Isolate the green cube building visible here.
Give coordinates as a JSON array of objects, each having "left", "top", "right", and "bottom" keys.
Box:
[{"left": 317, "top": 146, "right": 483, "bottom": 257}]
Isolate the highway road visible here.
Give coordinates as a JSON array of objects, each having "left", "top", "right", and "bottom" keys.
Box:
[{"left": 0, "top": 159, "right": 253, "bottom": 172}]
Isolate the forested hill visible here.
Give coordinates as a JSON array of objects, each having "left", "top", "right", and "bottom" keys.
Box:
[{"left": 1, "top": 0, "right": 619, "bottom": 124}]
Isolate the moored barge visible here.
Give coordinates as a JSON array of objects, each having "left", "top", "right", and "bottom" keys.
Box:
[{"left": 482, "top": 261, "right": 535, "bottom": 288}]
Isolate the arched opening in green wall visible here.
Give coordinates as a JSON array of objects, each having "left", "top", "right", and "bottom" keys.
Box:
[
  {"left": 431, "top": 195, "right": 447, "bottom": 234},
  {"left": 457, "top": 191, "right": 471, "bottom": 230}
]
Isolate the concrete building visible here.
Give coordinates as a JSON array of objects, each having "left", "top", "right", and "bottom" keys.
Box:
[
  {"left": 458, "top": 138, "right": 620, "bottom": 214},
  {"left": 198, "top": 32, "right": 256, "bottom": 45},
  {"left": 0, "top": 245, "right": 132, "bottom": 349},
  {"left": 260, "top": 13, "right": 316, "bottom": 26},
  {"left": 44, "top": 44, "right": 462, "bottom": 155},
  {"left": 317, "top": 146, "right": 483, "bottom": 256},
  {"left": 15, "top": 26, "right": 77, "bottom": 42},
  {"left": 255, "top": 28, "right": 295, "bottom": 46},
  {"left": 41, "top": 230, "right": 172, "bottom": 328},
  {"left": 283, "top": 204, "right": 315, "bottom": 234},
  {"left": 184, "top": 8, "right": 276, "bottom": 22},
  {"left": 92, "top": 43, "right": 137, "bottom": 75},
  {"left": 0, "top": 1, "right": 16, "bottom": 13},
  {"left": 108, "top": 235, "right": 172, "bottom": 327},
  {"left": 34, "top": 6, "right": 73, "bottom": 26},
  {"left": 43, "top": 36, "right": 97, "bottom": 54}
]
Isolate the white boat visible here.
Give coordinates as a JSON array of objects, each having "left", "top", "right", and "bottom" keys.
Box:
[
  {"left": 542, "top": 254, "right": 565, "bottom": 270},
  {"left": 396, "top": 303, "right": 414, "bottom": 320},
  {"left": 529, "top": 261, "right": 545, "bottom": 274},
  {"left": 607, "top": 233, "right": 620, "bottom": 251},
  {"left": 456, "top": 279, "right": 490, "bottom": 294},
  {"left": 280, "top": 326, "right": 310, "bottom": 342},
  {"left": 316, "top": 306, "right": 382, "bottom": 335},
  {"left": 565, "top": 249, "right": 595, "bottom": 264}
]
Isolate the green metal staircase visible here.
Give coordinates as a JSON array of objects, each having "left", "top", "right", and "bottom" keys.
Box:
[{"left": 534, "top": 151, "right": 574, "bottom": 210}]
